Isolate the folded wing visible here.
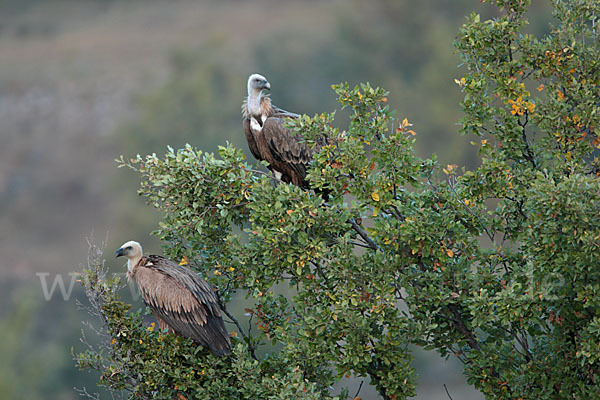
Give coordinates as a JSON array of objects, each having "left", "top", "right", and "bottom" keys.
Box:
[{"left": 134, "top": 256, "right": 231, "bottom": 356}]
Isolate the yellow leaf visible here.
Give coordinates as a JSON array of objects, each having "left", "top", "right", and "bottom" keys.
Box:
[
  {"left": 179, "top": 256, "right": 189, "bottom": 266},
  {"left": 454, "top": 77, "right": 466, "bottom": 87},
  {"left": 446, "top": 249, "right": 454, "bottom": 257},
  {"left": 332, "top": 314, "right": 338, "bottom": 321},
  {"left": 371, "top": 192, "right": 380, "bottom": 202},
  {"left": 443, "top": 164, "right": 457, "bottom": 175}
]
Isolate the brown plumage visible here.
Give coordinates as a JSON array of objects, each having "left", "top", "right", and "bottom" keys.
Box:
[
  {"left": 115, "top": 240, "right": 231, "bottom": 356},
  {"left": 242, "top": 73, "right": 323, "bottom": 189}
]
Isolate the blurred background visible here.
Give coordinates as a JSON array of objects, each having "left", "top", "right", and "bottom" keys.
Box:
[{"left": 0, "top": 0, "right": 553, "bottom": 398}]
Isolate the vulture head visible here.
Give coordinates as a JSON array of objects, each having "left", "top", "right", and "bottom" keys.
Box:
[
  {"left": 115, "top": 240, "right": 143, "bottom": 271},
  {"left": 247, "top": 73, "right": 270, "bottom": 96}
]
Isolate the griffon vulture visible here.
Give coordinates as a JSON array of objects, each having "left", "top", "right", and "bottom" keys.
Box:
[
  {"left": 242, "top": 73, "right": 324, "bottom": 189},
  {"left": 115, "top": 240, "right": 231, "bottom": 356}
]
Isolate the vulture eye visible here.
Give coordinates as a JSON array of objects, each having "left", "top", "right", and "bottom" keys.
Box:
[{"left": 126, "top": 246, "right": 132, "bottom": 250}]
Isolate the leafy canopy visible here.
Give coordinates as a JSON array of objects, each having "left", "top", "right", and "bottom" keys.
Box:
[{"left": 77, "top": 0, "right": 600, "bottom": 398}]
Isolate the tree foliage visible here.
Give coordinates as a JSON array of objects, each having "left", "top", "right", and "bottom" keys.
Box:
[{"left": 77, "top": 1, "right": 600, "bottom": 398}]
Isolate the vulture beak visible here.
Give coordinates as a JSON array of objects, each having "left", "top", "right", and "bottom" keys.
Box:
[
  {"left": 115, "top": 248, "right": 125, "bottom": 257},
  {"left": 263, "top": 80, "right": 271, "bottom": 90}
]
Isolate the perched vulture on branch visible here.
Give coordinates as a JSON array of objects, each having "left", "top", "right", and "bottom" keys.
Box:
[
  {"left": 242, "top": 73, "right": 324, "bottom": 189},
  {"left": 115, "top": 240, "right": 231, "bottom": 356}
]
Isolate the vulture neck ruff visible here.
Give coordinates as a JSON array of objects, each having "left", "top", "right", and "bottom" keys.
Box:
[
  {"left": 127, "top": 254, "right": 143, "bottom": 276},
  {"left": 245, "top": 91, "right": 273, "bottom": 119}
]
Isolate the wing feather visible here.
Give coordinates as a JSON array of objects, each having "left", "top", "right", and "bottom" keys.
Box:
[
  {"left": 133, "top": 256, "right": 231, "bottom": 355},
  {"left": 262, "top": 116, "right": 319, "bottom": 186},
  {"left": 271, "top": 105, "right": 299, "bottom": 118}
]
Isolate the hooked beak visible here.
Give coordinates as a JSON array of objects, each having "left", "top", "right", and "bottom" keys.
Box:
[
  {"left": 115, "top": 248, "right": 125, "bottom": 257},
  {"left": 263, "top": 81, "right": 271, "bottom": 91}
]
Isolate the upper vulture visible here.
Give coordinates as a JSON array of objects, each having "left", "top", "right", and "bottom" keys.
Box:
[
  {"left": 115, "top": 240, "right": 231, "bottom": 356},
  {"left": 242, "top": 73, "right": 324, "bottom": 189}
]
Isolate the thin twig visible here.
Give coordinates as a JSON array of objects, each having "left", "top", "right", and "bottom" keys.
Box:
[
  {"left": 354, "top": 380, "right": 364, "bottom": 399},
  {"left": 349, "top": 240, "right": 373, "bottom": 249},
  {"left": 220, "top": 303, "right": 258, "bottom": 361},
  {"left": 74, "top": 386, "right": 101, "bottom": 400},
  {"left": 448, "top": 181, "right": 496, "bottom": 245},
  {"left": 444, "top": 384, "right": 454, "bottom": 400},
  {"left": 247, "top": 168, "right": 285, "bottom": 184}
]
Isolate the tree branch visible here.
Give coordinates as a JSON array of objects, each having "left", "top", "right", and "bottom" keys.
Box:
[
  {"left": 446, "top": 304, "right": 481, "bottom": 352},
  {"left": 348, "top": 218, "right": 381, "bottom": 251},
  {"left": 354, "top": 380, "right": 364, "bottom": 399},
  {"left": 448, "top": 180, "right": 496, "bottom": 245},
  {"left": 219, "top": 301, "right": 258, "bottom": 361},
  {"left": 444, "top": 384, "right": 454, "bottom": 400},
  {"left": 518, "top": 111, "right": 536, "bottom": 168}
]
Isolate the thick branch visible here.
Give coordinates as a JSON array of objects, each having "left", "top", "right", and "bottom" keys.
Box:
[
  {"left": 348, "top": 218, "right": 381, "bottom": 251},
  {"left": 446, "top": 304, "right": 481, "bottom": 352}
]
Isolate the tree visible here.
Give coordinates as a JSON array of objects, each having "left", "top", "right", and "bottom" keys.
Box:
[{"left": 76, "top": 0, "right": 600, "bottom": 398}]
